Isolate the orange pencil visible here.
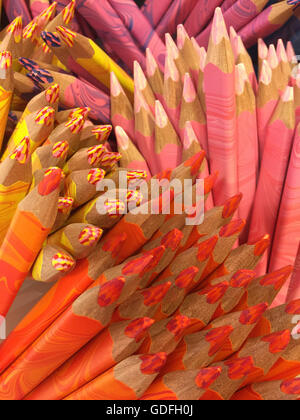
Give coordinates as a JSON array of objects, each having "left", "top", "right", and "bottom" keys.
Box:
[
  {"left": 0, "top": 167, "right": 62, "bottom": 318},
  {"left": 0, "top": 17, "right": 23, "bottom": 63},
  {"left": 25, "top": 317, "right": 155, "bottom": 400},
  {"left": 66, "top": 353, "right": 167, "bottom": 400}
]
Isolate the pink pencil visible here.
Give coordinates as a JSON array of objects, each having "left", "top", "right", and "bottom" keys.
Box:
[
  {"left": 230, "top": 26, "right": 258, "bottom": 93},
  {"left": 238, "top": 1, "right": 295, "bottom": 48},
  {"left": 134, "top": 61, "right": 156, "bottom": 116},
  {"left": 249, "top": 86, "right": 296, "bottom": 276},
  {"left": 134, "top": 88, "right": 158, "bottom": 175},
  {"left": 155, "top": 0, "right": 198, "bottom": 38},
  {"left": 3, "top": 0, "right": 32, "bottom": 25},
  {"left": 115, "top": 126, "right": 152, "bottom": 180},
  {"left": 110, "top": 72, "right": 135, "bottom": 143},
  {"left": 204, "top": 8, "right": 238, "bottom": 205},
  {"left": 108, "top": 0, "right": 166, "bottom": 70},
  {"left": 287, "top": 243, "right": 300, "bottom": 303},
  {"left": 295, "top": 66, "right": 300, "bottom": 125},
  {"left": 191, "top": 39, "right": 207, "bottom": 112},
  {"left": 221, "top": 0, "right": 237, "bottom": 13},
  {"left": 256, "top": 60, "right": 280, "bottom": 159},
  {"left": 269, "top": 124, "right": 300, "bottom": 305},
  {"left": 29, "top": 0, "right": 49, "bottom": 18},
  {"left": 154, "top": 100, "right": 182, "bottom": 172},
  {"left": 76, "top": 0, "right": 146, "bottom": 72},
  {"left": 196, "top": 0, "right": 269, "bottom": 49},
  {"left": 141, "top": 0, "right": 173, "bottom": 28},
  {"left": 184, "top": 0, "right": 223, "bottom": 38},
  {"left": 235, "top": 63, "right": 258, "bottom": 243},
  {"left": 179, "top": 72, "right": 208, "bottom": 156}
]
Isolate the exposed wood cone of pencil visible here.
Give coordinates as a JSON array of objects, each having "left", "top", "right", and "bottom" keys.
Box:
[{"left": 0, "top": 0, "right": 299, "bottom": 401}]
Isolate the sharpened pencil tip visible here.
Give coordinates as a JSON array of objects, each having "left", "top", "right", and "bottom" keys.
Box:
[
  {"left": 141, "top": 282, "right": 172, "bottom": 306},
  {"left": 281, "top": 85, "right": 294, "bottom": 102},
  {"left": 222, "top": 193, "right": 243, "bottom": 219},
  {"left": 276, "top": 39, "right": 288, "bottom": 63},
  {"left": 98, "top": 277, "right": 126, "bottom": 307},
  {"left": 183, "top": 73, "right": 197, "bottom": 103},
  {"left": 195, "top": 367, "right": 222, "bottom": 389},
  {"left": 165, "top": 32, "right": 179, "bottom": 60},
  {"left": 79, "top": 226, "right": 103, "bottom": 246},
  {"left": 211, "top": 7, "right": 229, "bottom": 44},
  {"left": 177, "top": 24, "right": 189, "bottom": 50},
  {"left": 259, "top": 60, "right": 272, "bottom": 85},
  {"left": 146, "top": 48, "right": 158, "bottom": 77},
  {"left": 38, "top": 167, "right": 62, "bottom": 196},
  {"left": 139, "top": 353, "right": 167, "bottom": 374},
  {"left": 52, "top": 252, "right": 75, "bottom": 272},
  {"left": 258, "top": 38, "right": 268, "bottom": 60},
  {"left": 124, "top": 318, "right": 155, "bottom": 342},
  {"left": 268, "top": 44, "right": 279, "bottom": 70}
]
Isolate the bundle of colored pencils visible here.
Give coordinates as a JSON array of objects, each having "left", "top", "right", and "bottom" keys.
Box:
[{"left": 0, "top": 0, "right": 299, "bottom": 402}]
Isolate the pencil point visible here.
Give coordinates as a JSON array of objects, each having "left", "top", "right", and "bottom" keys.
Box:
[
  {"left": 38, "top": 167, "right": 62, "bottom": 196},
  {"left": 249, "top": 234, "right": 271, "bottom": 256},
  {"left": 134, "top": 61, "right": 148, "bottom": 91},
  {"left": 7, "top": 16, "right": 23, "bottom": 43},
  {"left": 62, "top": 0, "right": 76, "bottom": 25},
  {"left": 258, "top": 38, "right": 268, "bottom": 60},
  {"left": 183, "top": 73, "right": 197, "bottom": 103},
  {"left": 167, "top": 315, "right": 191, "bottom": 339},
  {"left": 161, "top": 228, "right": 183, "bottom": 251},
  {"left": 102, "top": 232, "right": 127, "bottom": 258},
  {"left": 164, "top": 54, "right": 180, "bottom": 83},
  {"left": 222, "top": 193, "right": 243, "bottom": 219},
  {"left": 191, "top": 38, "right": 207, "bottom": 70},
  {"left": 87, "top": 168, "right": 106, "bottom": 185},
  {"left": 87, "top": 145, "right": 105, "bottom": 165},
  {"left": 56, "top": 26, "right": 76, "bottom": 47},
  {"left": 41, "top": 31, "right": 62, "bottom": 48},
  {"left": 277, "top": 39, "right": 288, "bottom": 63},
  {"left": 52, "top": 140, "right": 69, "bottom": 159},
  {"left": 200, "top": 281, "right": 229, "bottom": 304},
  {"left": 10, "top": 137, "right": 30, "bottom": 163},
  {"left": 259, "top": 60, "right": 272, "bottom": 85},
  {"left": 124, "top": 318, "right": 155, "bottom": 342},
  {"left": 141, "top": 282, "right": 172, "bottom": 306},
  {"left": 98, "top": 276, "right": 126, "bottom": 307},
  {"left": 183, "top": 121, "right": 198, "bottom": 150},
  {"left": 230, "top": 270, "right": 256, "bottom": 288},
  {"left": 177, "top": 24, "right": 189, "bottom": 50},
  {"left": 92, "top": 125, "right": 112, "bottom": 142},
  {"left": 65, "top": 115, "right": 85, "bottom": 133},
  {"left": 0, "top": 51, "right": 12, "bottom": 69},
  {"left": 127, "top": 170, "right": 147, "bottom": 182},
  {"left": 206, "top": 325, "right": 234, "bottom": 356},
  {"left": 38, "top": 1, "right": 57, "bottom": 21},
  {"left": 175, "top": 266, "right": 199, "bottom": 289},
  {"left": 219, "top": 218, "right": 246, "bottom": 238},
  {"left": 267, "top": 44, "right": 279, "bottom": 69},
  {"left": 165, "top": 32, "right": 179, "bottom": 60},
  {"left": 126, "top": 190, "right": 143, "bottom": 207},
  {"left": 239, "top": 303, "right": 268, "bottom": 325},
  {"left": 23, "top": 21, "right": 38, "bottom": 40},
  {"left": 197, "top": 236, "right": 218, "bottom": 262},
  {"left": 281, "top": 85, "right": 294, "bottom": 102},
  {"left": 155, "top": 100, "right": 168, "bottom": 129},
  {"left": 235, "top": 63, "right": 249, "bottom": 95},
  {"left": 229, "top": 26, "right": 238, "bottom": 42},
  {"left": 52, "top": 252, "right": 75, "bottom": 272},
  {"left": 184, "top": 151, "right": 206, "bottom": 175},
  {"left": 79, "top": 226, "right": 103, "bottom": 246},
  {"left": 203, "top": 172, "right": 218, "bottom": 195},
  {"left": 45, "top": 84, "right": 60, "bottom": 105},
  {"left": 104, "top": 199, "right": 126, "bottom": 218},
  {"left": 115, "top": 126, "right": 130, "bottom": 150},
  {"left": 260, "top": 266, "right": 294, "bottom": 290},
  {"left": 122, "top": 253, "right": 154, "bottom": 276},
  {"left": 110, "top": 71, "right": 124, "bottom": 97},
  {"left": 146, "top": 48, "right": 158, "bottom": 77},
  {"left": 139, "top": 352, "right": 167, "bottom": 374},
  {"left": 211, "top": 7, "right": 229, "bottom": 44},
  {"left": 195, "top": 366, "right": 222, "bottom": 389},
  {"left": 35, "top": 106, "right": 55, "bottom": 126},
  {"left": 58, "top": 197, "right": 74, "bottom": 213}
]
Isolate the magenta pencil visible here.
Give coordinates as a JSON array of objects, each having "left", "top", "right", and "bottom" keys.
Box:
[
  {"left": 221, "top": 0, "right": 237, "bottom": 13},
  {"left": 196, "top": 0, "right": 269, "bottom": 49},
  {"left": 3, "top": 0, "right": 32, "bottom": 25},
  {"left": 269, "top": 124, "right": 300, "bottom": 305},
  {"left": 108, "top": 0, "right": 166, "bottom": 70},
  {"left": 235, "top": 63, "right": 258, "bottom": 243},
  {"left": 155, "top": 0, "right": 199, "bottom": 38},
  {"left": 184, "top": 0, "right": 223, "bottom": 38},
  {"left": 238, "top": 1, "right": 295, "bottom": 48},
  {"left": 203, "top": 8, "right": 238, "bottom": 205},
  {"left": 141, "top": 0, "right": 173, "bottom": 28},
  {"left": 29, "top": 0, "right": 49, "bottom": 18},
  {"left": 76, "top": 0, "right": 146, "bottom": 72},
  {"left": 249, "top": 86, "right": 296, "bottom": 276},
  {"left": 295, "top": 68, "right": 300, "bottom": 125}
]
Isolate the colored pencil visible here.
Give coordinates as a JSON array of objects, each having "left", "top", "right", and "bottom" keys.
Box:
[
  {"left": 0, "top": 52, "right": 14, "bottom": 151},
  {"left": 3, "top": 0, "right": 31, "bottom": 26},
  {"left": 32, "top": 140, "right": 69, "bottom": 174},
  {"left": 66, "top": 353, "right": 167, "bottom": 400},
  {"left": 51, "top": 196, "right": 74, "bottom": 232},
  {"left": 0, "top": 16, "right": 23, "bottom": 64},
  {"left": 204, "top": 8, "right": 238, "bottom": 205},
  {"left": 0, "top": 167, "right": 62, "bottom": 318},
  {"left": 196, "top": 0, "right": 269, "bottom": 49},
  {"left": 145, "top": 47, "right": 164, "bottom": 104},
  {"left": 0, "top": 253, "right": 154, "bottom": 399},
  {"left": 141, "top": 0, "right": 173, "bottom": 28},
  {"left": 47, "top": 223, "right": 103, "bottom": 260},
  {"left": 269, "top": 124, "right": 300, "bottom": 304},
  {"left": 25, "top": 317, "right": 155, "bottom": 400},
  {"left": 184, "top": 0, "right": 223, "bottom": 38},
  {"left": 76, "top": 0, "right": 146, "bottom": 72},
  {"left": 31, "top": 244, "right": 76, "bottom": 283},
  {"left": 176, "top": 25, "right": 201, "bottom": 86},
  {"left": 239, "top": 1, "right": 295, "bottom": 48},
  {"left": 249, "top": 86, "right": 295, "bottom": 276},
  {"left": 0, "top": 137, "right": 32, "bottom": 246}
]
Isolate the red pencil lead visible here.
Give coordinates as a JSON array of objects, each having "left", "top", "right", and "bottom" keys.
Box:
[
  {"left": 124, "top": 318, "right": 155, "bottom": 343},
  {"left": 141, "top": 282, "right": 172, "bottom": 306},
  {"left": 38, "top": 167, "right": 62, "bottom": 196},
  {"left": 197, "top": 236, "right": 218, "bottom": 262},
  {"left": 98, "top": 276, "right": 126, "bottom": 307},
  {"left": 222, "top": 193, "right": 243, "bottom": 219}
]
